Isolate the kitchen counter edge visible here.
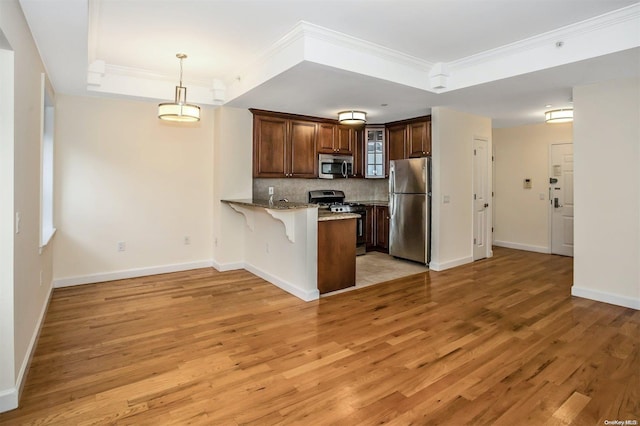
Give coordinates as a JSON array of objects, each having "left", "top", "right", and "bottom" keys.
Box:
[
  {"left": 221, "top": 199, "right": 316, "bottom": 210},
  {"left": 351, "top": 200, "right": 389, "bottom": 207}
]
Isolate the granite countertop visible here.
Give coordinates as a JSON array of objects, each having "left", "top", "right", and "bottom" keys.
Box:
[
  {"left": 317, "top": 210, "right": 361, "bottom": 222},
  {"left": 221, "top": 199, "right": 316, "bottom": 210},
  {"left": 350, "top": 200, "right": 389, "bottom": 207}
]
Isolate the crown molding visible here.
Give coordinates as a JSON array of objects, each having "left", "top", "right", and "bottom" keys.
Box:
[
  {"left": 298, "top": 21, "right": 433, "bottom": 71},
  {"left": 449, "top": 3, "right": 640, "bottom": 70}
]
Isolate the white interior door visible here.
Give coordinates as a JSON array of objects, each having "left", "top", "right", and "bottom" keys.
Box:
[
  {"left": 473, "top": 138, "right": 489, "bottom": 260},
  {"left": 550, "top": 143, "right": 574, "bottom": 256}
]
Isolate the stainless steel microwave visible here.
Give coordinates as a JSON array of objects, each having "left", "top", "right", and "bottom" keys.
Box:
[{"left": 318, "top": 153, "right": 353, "bottom": 179}]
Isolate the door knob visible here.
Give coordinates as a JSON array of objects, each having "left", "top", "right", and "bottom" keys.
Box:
[{"left": 484, "top": 203, "right": 489, "bottom": 208}]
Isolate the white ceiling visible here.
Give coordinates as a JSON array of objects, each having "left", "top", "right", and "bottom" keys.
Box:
[{"left": 18, "top": 0, "right": 640, "bottom": 127}]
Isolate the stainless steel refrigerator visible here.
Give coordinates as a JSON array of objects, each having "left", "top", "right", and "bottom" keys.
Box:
[{"left": 389, "top": 157, "right": 431, "bottom": 264}]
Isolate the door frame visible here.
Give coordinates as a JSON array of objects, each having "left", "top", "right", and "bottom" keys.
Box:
[
  {"left": 472, "top": 136, "right": 492, "bottom": 261},
  {"left": 548, "top": 141, "right": 574, "bottom": 255},
  {"left": 0, "top": 43, "right": 17, "bottom": 410}
]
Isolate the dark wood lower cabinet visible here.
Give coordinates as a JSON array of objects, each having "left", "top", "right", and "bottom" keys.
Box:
[
  {"left": 317, "top": 219, "right": 356, "bottom": 294},
  {"left": 365, "top": 205, "right": 389, "bottom": 253},
  {"left": 376, "top": 206, "right": 389, "bottom": 251}
]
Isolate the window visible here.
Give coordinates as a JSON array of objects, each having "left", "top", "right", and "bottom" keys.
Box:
[{"left": 40, "top": 74, "right": 55, "bottom": 248}]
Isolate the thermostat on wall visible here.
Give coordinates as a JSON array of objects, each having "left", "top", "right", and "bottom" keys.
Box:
[{"left": 524, "top": 178, "right": 532, "bottom": 189}]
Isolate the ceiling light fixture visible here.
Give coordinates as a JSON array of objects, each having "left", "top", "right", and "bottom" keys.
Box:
[
  {"left": 545, "top": 108, "right": 573, "bottom": 124},
  {"left": 158, "top": 53, "right": 200, "bottom": 122},
  {"left": 338, "top": 110, "right": 366, "bottom": 125}
]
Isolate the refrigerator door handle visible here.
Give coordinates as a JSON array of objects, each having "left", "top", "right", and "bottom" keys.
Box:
[
  {"left": 389, "top": 168, "right": 395, "bottom": 195},
  {"left": 390, "top": 193, "right": 395, "bottom": 218}
]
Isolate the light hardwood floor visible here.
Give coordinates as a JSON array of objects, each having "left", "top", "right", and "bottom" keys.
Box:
[{"left": 1, "top": 247, "right": 638, "bottom": 425}]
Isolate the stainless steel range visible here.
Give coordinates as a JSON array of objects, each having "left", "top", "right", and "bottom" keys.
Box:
[{"left": 308, "top": 190, "right": 367, "bottom": 255}]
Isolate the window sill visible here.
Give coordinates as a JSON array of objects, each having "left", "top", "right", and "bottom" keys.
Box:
[{"left": 39, "top": 227, "right": 56, "bottom": 254}]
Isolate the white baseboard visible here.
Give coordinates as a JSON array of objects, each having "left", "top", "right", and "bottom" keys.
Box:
[
  {"left": 0, "top": 387, "right": 17, "bottom": 414},
  {"left": 244, "top": 263, "right": 319, "bottom": 302},
  {"left": 571, "top": 286, "right": 640, "bottom": 310},
  {"left": 211, "top": 260, "right": 245, "bottom": 272},
  {"left": 493, "top": 240, "right": 550, "bottom": 254},
  {"left": 53, "top": 260, "right": 214, "bottom": 288},
  {"left": 0, "top": 282, "right": 53, "bottom": 413},
  {"left": 429, "top": 255, "right": 474, "bottom": 271}
]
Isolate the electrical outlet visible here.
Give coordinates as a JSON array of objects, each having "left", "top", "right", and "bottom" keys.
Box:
[
  {"left": 118, "top": 241, "right": 126, "bottom": 252},
  {"left": 184, "top": 236, "right": 191, "bottom": 245},
  {"left": 268, "top": 186, "right": 274, "bottom": 195},
  {"left": 15, "top": 212, "right": 20, "bottom": 234}
]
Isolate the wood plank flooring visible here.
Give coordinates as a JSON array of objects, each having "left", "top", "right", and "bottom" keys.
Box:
[{"left": 1, "top": 247, "right": 638, "bottom": 425}]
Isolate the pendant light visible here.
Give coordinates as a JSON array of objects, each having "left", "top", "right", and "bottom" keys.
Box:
[
  {"left": 545, "top": 108, "right": 573, "bottom": 123},
  {"left": 158, "top": 53, "right": 200, "bottom": 122},
  {"left": 338, "top": 110, "right": 367, "bottom": 125}
]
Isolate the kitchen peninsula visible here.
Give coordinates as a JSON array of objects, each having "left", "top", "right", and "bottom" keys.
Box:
[{"left": 222, "top": 199, "right": 359, "bottom": 300}]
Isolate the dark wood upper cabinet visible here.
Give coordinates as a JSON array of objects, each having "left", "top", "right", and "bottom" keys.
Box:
[
  {"left": 252, "top": 109, "right": 429, "bottom": 180},
  {"left": 252, "top": 110, "right": 317, "bottom": 178},
  {"left": 386, "top": 123, "right": 407, "bottom": 163},
  {"left": 289, "top": 120, "right": 318, "bottom": 178},
  {"left": 253, "top": 115, "right": 288, "bottom": 178},
  {"left": 407, "top": 120, "right": 431, "bottom": 157},
  {"left": 317, "top": 123, "right": 337, "bottom": 153},
  {"left": 353, "top": 129, "right": 365, "bottom": 178},
  {"left": 385, "top": 115, "right": 432, "bottom": 176},
  {"left": 336, "top": 125, "right": 354, "bottom": 154},
  {"left": 318, "top": 123, "right": 354, "bottom": 155}
]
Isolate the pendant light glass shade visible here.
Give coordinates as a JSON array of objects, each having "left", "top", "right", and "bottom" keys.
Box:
[
  {"left": 158, "top": 54, "right": 200, "bottom": 122},
  {"left": 545, "top": 108, "right": 573, "bottom": 123},
  {"left": 338, "top": 110, "right": 366, "bottom": 125}
]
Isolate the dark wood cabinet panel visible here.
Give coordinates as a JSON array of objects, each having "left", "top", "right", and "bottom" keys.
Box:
[
  {"left": 407, "top": 120, "right": 431, "bottom": 157},
  {"left": 253, "top": 115, "right": 288, "bottom": 178},
  {"left": 353, "top": 129, "right": 365, "bottom": 178},
  {"left": 385, "top": 116, "right": 431, "bottom": 176},
  {"left": 386, "top": 124, "right": 406, "bottom": 163},
  {"left": 317, "top": 123, "right": 337, "bottom": 153},
  {"left": 365, "top": 204, "right": 389, "bottom": 253},
  {"left": 376, "top": 206, "right": 389, "bottom": 251},
  {"left": 318, "top": 219, "right": 356, "bottom": 294},
  {"left": 289, "top": 120, "right": 317, "bottom": 177},
  {"left": 252, "top": 111, "right": 318, "bottom": 178},
  {"left": 365, "top": 205, "right": 375, "bottom": 249},
  {"left": 319, "top": 124, "right": 354, "bottom": 155},
  {"left": 336, "top": 125, "right": 354, "bottom": 154}
]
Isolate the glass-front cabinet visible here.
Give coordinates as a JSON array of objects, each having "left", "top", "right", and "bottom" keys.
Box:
[{"left": 365, "top": 126, "right": 385, "bottom": 178}]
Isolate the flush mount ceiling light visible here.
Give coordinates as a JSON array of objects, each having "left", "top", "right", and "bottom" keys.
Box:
[
  {"left": 338, "top": 110, "right": 367, "bottom": 125},
  {"left": 545, "top": 108, "right": 573, "bottom": 124},
  {"left": 158, "top": 53, "right": 200, "bottom": 122}
]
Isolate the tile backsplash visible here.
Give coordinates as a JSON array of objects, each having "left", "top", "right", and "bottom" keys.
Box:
[{"left": 253, "top": 178, "right": 389, "bottom": 203}]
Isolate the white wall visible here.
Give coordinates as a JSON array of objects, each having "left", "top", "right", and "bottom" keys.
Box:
[
  {"left": 53, "top": 95, "right": 215, "bottom": 285},
  {"left": 493, "top": 122, "right": 573, "bottom": 252},
  {"left": 573, "top": 77, "right": 640, "bottom": 309},
  {"left": 212, "top": 107, "right": 253, "bottom": 269},
  {"left": 0, "top": 0, "right": 54, "bottom": 412},
  {"left": 431, "top": 107, "right": 492, "bottom": 270}
]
